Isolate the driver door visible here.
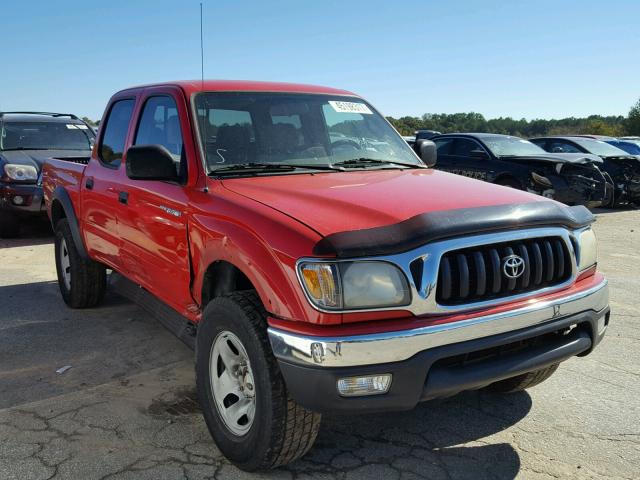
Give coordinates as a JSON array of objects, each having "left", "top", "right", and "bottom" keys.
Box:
[{"left": 117, "top": 88, "right": 195, "bottom": 316}]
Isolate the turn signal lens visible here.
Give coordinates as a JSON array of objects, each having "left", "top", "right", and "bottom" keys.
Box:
[
  {"left": 576, "top": 228, "right": 597, "bottom": 271},
  {"left": 299, "top": 263, "right": 341, "bottom": 309},
  {"left": 337, "top": 374, "right": 392, "bottom": 397}
]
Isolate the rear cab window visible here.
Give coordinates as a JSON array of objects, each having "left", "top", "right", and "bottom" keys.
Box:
[{"left": 99, "top": 99, "right": 135, "bottom": 167}]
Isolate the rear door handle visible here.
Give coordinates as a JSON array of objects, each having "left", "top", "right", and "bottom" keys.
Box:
[
  {"left": 118, "top": 191, "right": 129, "bottom": 205},
  {"left": 85, "top": 177, "right": 94, "bottom": 190}
]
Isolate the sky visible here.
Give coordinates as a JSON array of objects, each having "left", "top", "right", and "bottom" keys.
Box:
[{"left": 2, "top": 0, "right": 639, "bottom": 121}]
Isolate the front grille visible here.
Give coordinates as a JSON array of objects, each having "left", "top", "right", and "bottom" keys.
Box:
[{"left": 436, "top": 236, "right": 572, "bottom": 305}]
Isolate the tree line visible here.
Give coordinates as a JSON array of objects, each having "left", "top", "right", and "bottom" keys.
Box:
[{"left": 388, "top": 98, "right": 640, "bottom": 138}]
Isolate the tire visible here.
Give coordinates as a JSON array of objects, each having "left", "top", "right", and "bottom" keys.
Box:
[
  {"left": 484, "top": 363, "right": 559, "bottom": 393},
  {"left": 0, "top": 212, "right": 20, "bottom": 238},
  {"left": 54, "top": 218, "right": 106, "bottom": 308},
  {"left": 495, "top": 177, "right": 524, "bottom": 190},
  {"left": 196, "top": 291, "right": 321, "bottom": 471}
]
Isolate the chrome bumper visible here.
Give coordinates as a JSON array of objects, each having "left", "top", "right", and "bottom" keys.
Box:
[{"left": 268, "top": 278, "right": 609, "bottom": 368}]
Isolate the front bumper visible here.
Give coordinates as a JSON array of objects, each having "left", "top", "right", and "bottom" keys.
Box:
[
  {"left": 269, "top": 278, "right": 609, "bottom": 413},
  {"left": 546, "top": 171, "right": 611, "bottom": 208},
  {"left": 0, "top": 182, "right": 45, "bottom": 215}
]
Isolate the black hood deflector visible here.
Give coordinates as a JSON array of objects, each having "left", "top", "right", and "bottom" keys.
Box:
[{"left": 313, "top": 202, "right": 594, "bottom": 258}]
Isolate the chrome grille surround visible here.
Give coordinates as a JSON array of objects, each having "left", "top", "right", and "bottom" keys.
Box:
[{"left": 297, "top": 226, "right": 584, "bottom": 315}]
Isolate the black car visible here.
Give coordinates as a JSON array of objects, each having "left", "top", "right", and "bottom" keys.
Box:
[
  {"left": 0, "top": 112, "right": 95, "bottom": 237},
  {"left": 530, "top": 136, "right": 640, "bottom": 207},
  {"left": 431, "top": 133, "right": 611, "bottom": 207}
]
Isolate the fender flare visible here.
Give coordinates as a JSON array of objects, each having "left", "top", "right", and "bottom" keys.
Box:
[{"left": 51, "top": 186, "right": 89, "bottom": 260}]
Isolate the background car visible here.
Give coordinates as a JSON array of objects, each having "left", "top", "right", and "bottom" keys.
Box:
[
  {"left": 530, "top": 136, "right": 640, "bottom": 207},
  {"left": 431, "top": 133, "right": 611, "bottom": 207},
  {"left": 0, "top": 112, "right": 95, "bottom": 237},
  {"left": 573, "top": 135, "right": 640, "bottom": 157}
]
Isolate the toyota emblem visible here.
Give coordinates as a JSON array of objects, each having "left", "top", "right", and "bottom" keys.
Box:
[{"left": 502, "top": 254, "right": 525, "bottom": 279}]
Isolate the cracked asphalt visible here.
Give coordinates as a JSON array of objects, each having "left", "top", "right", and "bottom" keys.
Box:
[{"left": 1, "top": 210, "right": 638, "bottom": 479}]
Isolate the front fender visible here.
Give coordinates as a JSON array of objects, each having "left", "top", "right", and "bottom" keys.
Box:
[{"left": 188, "top": 211, "right": 330, "bottom": 324}]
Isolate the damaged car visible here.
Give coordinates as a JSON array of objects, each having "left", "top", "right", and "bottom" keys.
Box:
[
  {"left": 431, "top": 133, "right": 611, "bottom": 207},
  {"left": 530, "top": 136, "right": 640, "bottom": 207}
]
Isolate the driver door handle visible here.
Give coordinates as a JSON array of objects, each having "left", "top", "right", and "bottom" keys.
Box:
[{"left": 118, "top": 191, "right": 129, "bottom": 205}]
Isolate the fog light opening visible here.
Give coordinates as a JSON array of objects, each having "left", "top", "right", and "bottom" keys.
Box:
[
  {"left": 12, "top": 195, "right": 25, "bottom": 205},
  {"left": 336, "top": 374, "right": 392, "bottom": 397}
]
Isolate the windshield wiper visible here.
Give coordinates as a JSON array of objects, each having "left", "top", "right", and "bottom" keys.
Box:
[
  {"left": 332, "top": 158, "right": 426, "bottom": 169},
  {"left": 209, "top": 162, "right": 344, "bottom": 177}
]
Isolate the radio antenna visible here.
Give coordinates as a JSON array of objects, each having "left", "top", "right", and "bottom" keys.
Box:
[
  {"left": 200, "top": 2, "right": 209, "bottom": 192},
  {"left": 200, "top": 2, "right": 204, "bottom": 88}
]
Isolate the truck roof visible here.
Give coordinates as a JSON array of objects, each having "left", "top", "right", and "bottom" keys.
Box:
[{"left": 118, "top": 80, "right": 357, "bottom": 97}]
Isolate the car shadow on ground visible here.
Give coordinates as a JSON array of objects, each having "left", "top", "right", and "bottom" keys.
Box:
[
  {"left": 287, "top": 390, "right": 530, "bottom": 479},
  {"left": 1, "top": 217, "right": 53, "bottom": 248}
]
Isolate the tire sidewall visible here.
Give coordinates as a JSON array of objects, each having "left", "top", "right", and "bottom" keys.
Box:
[
  {"left": 196, "top": 296, "right": 283, "bottom": 470},
  {"left": 54, "top": 220, "right": 73, "bottom": 304}
]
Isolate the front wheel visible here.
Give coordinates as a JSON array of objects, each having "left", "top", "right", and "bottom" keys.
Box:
[
  {"left": 54, "top": 219, "right": 106, "bottom": 308},
  {"left": 196, "top": 291, "right": 321, "bottom": 471}
]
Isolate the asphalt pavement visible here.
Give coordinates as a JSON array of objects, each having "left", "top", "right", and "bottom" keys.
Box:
[{"left": 0, "top": 211, "right": 638, "bottom": 479}]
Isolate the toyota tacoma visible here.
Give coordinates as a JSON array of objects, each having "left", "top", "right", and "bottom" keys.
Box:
[{"left": 42, "top": 81, "right": 610, "bottom": 471}]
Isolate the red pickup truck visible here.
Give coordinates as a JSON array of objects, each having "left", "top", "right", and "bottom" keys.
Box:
[{"left": 43, "top": 81, "right": 610, "bottom": 471}]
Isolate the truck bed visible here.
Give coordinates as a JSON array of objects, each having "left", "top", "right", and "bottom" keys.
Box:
[{"left": 41, "top": 157, "right": 87, "bottom": 220}]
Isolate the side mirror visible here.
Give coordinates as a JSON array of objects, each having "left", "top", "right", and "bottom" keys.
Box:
[
  {"left": 470, "top": 149, "right": 488, "bottom": 158},
  {"left": 126, "top": 145, "right": 179, "bottom": 181},
  {"left": 417, "top": 139, "right": 437, "bottom": 167}
]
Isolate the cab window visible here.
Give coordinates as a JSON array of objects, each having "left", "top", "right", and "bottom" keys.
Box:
[
  {"left": 434, "top": 138, "right": 454, "bottom": 155},
  {"left": 453, "top": 138, "right": 485, "bottom": 157},
  {"left": 134, "top": 96, "right": 186, "bottom": 181},
  {"left": 549, "top": 141, "right": 581, "bottom": 153},
  {"left": 99, "top": 99, "right": 135, "bottom": 167}
]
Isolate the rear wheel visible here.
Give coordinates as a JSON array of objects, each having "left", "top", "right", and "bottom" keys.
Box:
[
  {"left": 484, "top": 363, "right": 559, "bottom": 393},
  {"left": 196, "top": 291, "right": 321, "bottom": 471},
  {"left": 54, "top": 219, "right": 106, "bottom": 308},
  {"left": 0, "top": 212, "right": 20, "bottom": 238}
]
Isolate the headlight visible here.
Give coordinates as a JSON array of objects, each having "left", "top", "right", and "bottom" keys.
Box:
[
  {"left": 4, "top": 164, "right": 38, "bottom": 182},
  {"left": 576, "top": 228, "right": 597, "bottom": 271},
  {"left": 531, "top": 172, "right": 553, "bottom": 188},
  {"left": 299, "top": 261, "right": 411, "bottom": 310}
]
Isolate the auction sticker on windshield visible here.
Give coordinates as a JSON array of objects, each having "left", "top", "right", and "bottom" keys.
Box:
[{"left": 329, "top": 100, "right": 373, "bottom": 114}]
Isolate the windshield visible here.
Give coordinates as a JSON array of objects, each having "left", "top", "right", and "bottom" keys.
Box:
[
  {"left": 482, "top": 136, "right": 547, "bottom": 156},
  {"left": 193, "top": 92, "right": 420, "bottom": 173},
  {"left": 606, "top": 140, "right": 640, "bottom": 156},
  {"left": 572, "top": 138, "right": 630, "bottom": 157},
  {"left": 0, "top": 122, "right": 95, "bottom": 151}
]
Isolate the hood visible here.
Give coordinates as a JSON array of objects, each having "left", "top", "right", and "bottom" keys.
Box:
[
  {"left": 220, "top": 169, "right": 549, "bottom": 236},
  {"left": 0, "top": 149, "right": 91, "bottom": 171},
  {"left": 601, "top": 154, "right": 640, "bottom": 163},
  {"left": 499, "top": 152, "right": 602, "bottom": 164}
]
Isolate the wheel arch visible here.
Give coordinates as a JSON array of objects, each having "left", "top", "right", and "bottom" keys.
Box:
[
  {"left": 201, "top": 260, "right": 256, "bottom": 306},
  {"left": 190, "top": 221, "right": 312, "bottom": 322},
  {"left": 51, "top": 186, "right": 89, "bottom": 259}
]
